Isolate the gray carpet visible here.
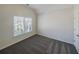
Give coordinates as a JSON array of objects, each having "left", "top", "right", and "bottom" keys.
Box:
[{"left": 0, "top": 34, "right": 78, "bottom": 54}]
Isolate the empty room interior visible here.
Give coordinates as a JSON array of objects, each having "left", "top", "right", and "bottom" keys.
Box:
[{"left": 0, "top": 4, "right": 79, "bottom": 54}]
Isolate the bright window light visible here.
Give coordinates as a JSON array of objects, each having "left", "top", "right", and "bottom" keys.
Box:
[{"left": 14, "top": 16, "right": 32, "bottom": 36}]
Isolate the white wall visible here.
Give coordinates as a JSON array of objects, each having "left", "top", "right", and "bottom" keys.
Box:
[
  {"left": 38, "top": 7, "right": 74, "bottom": 44},
  {"left": 0, "top": 5, "right": 37, "bottom": 50},
  {"left": 74, "top": 5, "right": 79, "bottom": 53}
]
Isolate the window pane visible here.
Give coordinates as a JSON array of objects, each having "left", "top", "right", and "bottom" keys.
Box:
[
  {"left": 28, "top": 18, "right": 32, "bottom": 32},
  {"left": 24, "top": 18, "right": 28, "bottom": 32},
  {"left": 14, "top": 16, "right": 24, "bottom": 36},
  {"left": 24, "top": 18, "right": 32, "bottom": 33}
]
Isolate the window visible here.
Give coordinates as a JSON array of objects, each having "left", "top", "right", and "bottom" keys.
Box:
[
  {"left": 24, "top": 18, "right": 32, "bottom": 33},
  {"left": 14, "top": 16, "right": 32, "bottom": 36}
]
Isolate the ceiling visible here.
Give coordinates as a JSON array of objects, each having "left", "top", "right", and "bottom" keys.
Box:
[{"left": 27, "top": 4, "right": 74, "bottom": 15}]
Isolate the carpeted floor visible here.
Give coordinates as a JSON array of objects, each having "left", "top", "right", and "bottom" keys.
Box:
[{"left": 0, "top": 34, "right": 78, "bottom": 54}]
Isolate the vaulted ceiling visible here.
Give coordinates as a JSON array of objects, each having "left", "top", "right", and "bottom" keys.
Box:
[{"left": 26, "top": 4, "right": 74, "bottom": 15}]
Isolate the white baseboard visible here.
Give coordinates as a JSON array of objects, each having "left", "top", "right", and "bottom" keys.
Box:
[
  {"left": 38, "top": 33, "right": 73, "bottom": 45},
  {"left": 0, "top": 33, "right": 36, "bottom": 50}
]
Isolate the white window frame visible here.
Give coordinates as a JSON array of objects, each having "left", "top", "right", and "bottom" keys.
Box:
[{"left": 13, "top": 16, "right": 32, "bottom": 36}]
